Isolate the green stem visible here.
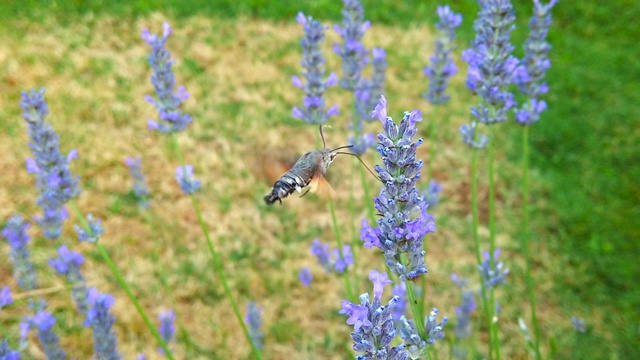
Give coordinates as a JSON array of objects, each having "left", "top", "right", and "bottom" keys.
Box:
[
  {"left": 404, "top": 279, "right": 425, "bottom": 341},
  {"left": 487, "top": 126, "right": 500, "bottom": 360},
  {"left": 522, "top": 125, "right": 541, "bottom": 359},
  {"left": 329, "top": 198, "right": 354, "bottom": 302},
  {"left": 348, "top": 162, "right": 360, "bottom": 295},
  {"left": 170, "top": 134, "right": 263, "bottom": 359},
  {"left": 70, "top": 201, "right": 175, "bottom": 359}
]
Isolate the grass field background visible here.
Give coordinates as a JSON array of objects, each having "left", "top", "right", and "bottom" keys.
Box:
[{"left": 0, "top": 1, "right": 638, "bottom": 359}]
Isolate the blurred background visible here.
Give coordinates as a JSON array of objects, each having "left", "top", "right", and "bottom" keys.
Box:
[{"left": 0, "top": 0, "right": 638, "bottom": 358}]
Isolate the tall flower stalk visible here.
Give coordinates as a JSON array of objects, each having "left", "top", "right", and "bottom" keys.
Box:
[
  {"left": 513, "top": 1, "right": 558, "bottom": 358},
  {"left": 142, "top": 23, "right": 261, "bottom": 359},
  {"left": 461, "top": 0, "right": 518, "bottom": 358}
]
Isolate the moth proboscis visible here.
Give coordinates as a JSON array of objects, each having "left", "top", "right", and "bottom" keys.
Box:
[{"left": 263, "top": 125, "right": 379, "bottom": 205}]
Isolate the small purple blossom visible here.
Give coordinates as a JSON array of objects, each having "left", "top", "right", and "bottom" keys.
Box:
[
  {"left": 30, "top": 310, "right": 67, "bottom": 360},
  {"left": 391, "top": 282, "right": 407, "bottom": 321},
  {"left": 49, "top": 245, "right": 88, "bottom": 314},
  {"left": 0, "top": 339, "right": 20, "bottom": 360},
  {"left": 292, "top": 12, "right": 339, "bottom": 124},
  {"left": 339, "top": 271, "right": 408, "bottom": 359},
  {"left": 20, "top": 88, "right": 80, "bottom": 239},
  {"left": 85, "top": 288, "right": 122, "bottom": 360},
  {"left": 424, "top": 6, "right": 462, "bottom": 105},
  {"left": 299, "top": 267, "right": 313, "bottom": 287},
  {"left": 158, "top": 309, "right": 176, "bottom": 355},
  {"left": 75, "top": 214, "right": 105, "bottom": 243},
  {"left": 423, "top": 180, "right": 443, "bottom": 209},
  {"left": 125, "top": 157, "right": 151, "bottom": 209},
  {"left": 0, "top": 286, "right": 13, "bottom": 309},
  {"left": 571, "top": 316, "right": 586, "bottom": 333},
  {"left": 459, "top": 122, "right": 489, "bottom": 149},
  {"left": 142, "top": 23, "right": 192, "bottom": 133},
  {"left": 463, "top": 0, "right": 518, "bottom": 124},
  {"left": 333, "top": 245, "right": 354, "bottom": 273},
  {"left": 399, "top": 308, "right": 448, "bottom": 358},
  {"left": 245, "top": 302, "right": 264, "bottom": 350},
  {"left": 175, "top": 165, "right": 201, "bottom": 194},
  {"left": 478, "top": 250, "right": 510, "bottom": 288},
  {"left": 311, "top": 239, "right": 353, "bottom": 273},
  {"left": 2, "top": 215, "right": 37, "bottom": 291},
  {"left": 311, "top": 239, "right": 333, "bottom": 272},
  {"left": 513, "top": 0, "right": 558, "bottom": 125}
]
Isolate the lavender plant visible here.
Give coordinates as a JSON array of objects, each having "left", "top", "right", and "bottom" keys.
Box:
[
  {"left": 125, "top": 157, "right": 151, "bottom": 209},
  {"left": 0, "top": 286, "right": 12, "bottom": 309},
  {"left": 49, "top": 245, "right": 89, "bottom": 314},
  {"left": 21, "top": 88, "right": 81, "bottom": 239},
  {"left": 245, "top": 302, "right": 264, "bottom": 350},
  {"left": 299, "top": 267, "right": 313, "bottom": 287},
  {"left": 29, "top": 310, "right": 67, "bottom": 360},
  {"left": 158, "top": 309, "right": 176, "bottom": 355},
  {"left": 0, "top": 339, "right": 19, "bottom": 360},
  {"left": 2, "top": 215, "right": 37, "bottom": 291},
  {"left": 84, "top": 288, "right": 122, "bottom": 360},
  {"left": 292, "top": 12, "right": 339, "bottom": 125}
]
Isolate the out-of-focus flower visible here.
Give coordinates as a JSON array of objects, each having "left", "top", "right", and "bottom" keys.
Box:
[
  {"left": 125, "top": 157, "right": 151, "bottom": 209},
  {"left": 175, "top": 165, "right": 201, "bottom": 194},
  {"left": 75, "top": 214, "right": 105, "bottom": 243},
  {"left": 2, "top": 215, "right": 37, "bottom": 291},
  {"left": 245, "top": 302, "right": 264, "bottom": 350},
  {"left": 424, "top": 6, "right": 462, "bottom": 105},
  {"left": 85, "top": 288, "right": 122, "bottom": 360},
  {"left": 299, "top": 267, "right": 313, "bottom": 287}
]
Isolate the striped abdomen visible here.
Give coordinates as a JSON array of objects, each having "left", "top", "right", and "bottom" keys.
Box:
[{"left": 264, "top": 170, "right": 311, "bottom": 205}]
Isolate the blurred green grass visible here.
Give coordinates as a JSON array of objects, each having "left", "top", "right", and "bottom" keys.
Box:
[{"left": 1, "top": 0, "right": 639, "bottom": 357}]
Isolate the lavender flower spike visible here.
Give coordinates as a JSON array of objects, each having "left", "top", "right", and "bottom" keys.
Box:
[
  {"left": 0, "top": 286, "right": 13, "bottom": 309},
  {"left": 142, "top": 23, "right": 192, "bottom": 134},
  {"left": 158, "top": 309, "right": 176, "bottom": 355},
  {"left": 513, "top": 0, "right": 558, "bottom": 125},
  {"left": 2, "top": 215, "right": 37, "bottom": 291},
  {"left": 125, "top": 157, "right": 151, "bottom": 208},
  {"left": 478, "top": 249, "right": 510, "bottom": 288},
  {"left": 356, "top": 47, "right": 388, "bottom": 123},
  {"left": 398, "top": 308, "right": 448, "bottom": 358},
  {"left": 21, "top": 88, "right": 81, "bottom": 239},
  {"left": 462, "top": 0, "right": 519, "bottom": 124},
  {"left": 334, "top": 0, "right": 370, "bottom": 91},
  {"left": 75, "top": 214, "right": 105, "bottom": 243},
  {"left": 361, "top": 96, "right": 436, "bottom": 281},
  {"left": 49, "top": 245, "right": 89, "bottom": 314},
  {"left": 30, "top": 310, "right": 68, "bottom": 360},
  {"left": 459, "top": 121, "right": 489, "bottom": 149},
  {"left": 340, "top": 270, "right": 408, "bottom": 359},
  {"left": 245, "top": 302, "right": 264, "bottom": 350},
  {"left": 0, "top": 339, "right": 20, "bottom": 360},
  {"left": 424, "top": 6, "right": 462, "bottom": 105},
  {"left": 292, "top": 12, "right": 339, "bottom": 124},
  {"left": 175, "top": 165, "right": 201, "bottom": 194},
  {"left": 451, "top": 274, "right": 476, "bottom": 339},
  {"left": 85, "top": 288, "right": 122, "bottom": 360}
]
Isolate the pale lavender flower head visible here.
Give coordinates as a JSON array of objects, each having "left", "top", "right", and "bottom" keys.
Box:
[
  {"left": 422, "top": 180, "right": 443, "bottom": 209},
  {"left": 125, "top": 157, "right": 151, "bottom": 209},
  {"left": 334, "top": 0, "right": 370, "bottom": 91},
  {"left": 356, "top": 47, "right": 388, "bottom": 123},
  {"left": 2, "top": 215, "right": 37, "bottom": 291},
  {"left": 292, "top": 12, "right": 339, "bottom": 124},
  {"left": 339, "top": 270, "right": 408, "bottom": 359},
  {"left": 299, "top": 267, "right": 313, "bottom": 287},
  {"left": 142, "top": 23, "right": 193, "bottom": 133},
  {"left": 85, "top": 288, "right": 122, "bottom": 360},
  {"left": 0, "top": 339, "right": 20, "bottom": 360},
  {"left": 0, "top": 286, "right": 13, "bottom": 309},
  {"left": 136, "top": 354, "right": 148, "bottom": 360},
  {"left": 459, "top": 121, "right": 489, "bottom": 149},
  {"left": 175, "top": 165, "right": 201, "bottom": 194},
  {"left": 158, "top": 309, "right": 176, "bottom": 355},
  {"left": 462, "top": 0, "right": 518, "bottom": 124},
  {"left": 424, "top": 6, "right": 462, "bottom": 105},
  {"left": 333, "top": 245, "right": 354, "bottom": 273},
  {"left": 513, "top": 0, "right": 558, "bottom": 125},
  {"left": 478, "top": 250, "right": 510, "bottom": 288},
  {"left": 399, "top": 308, "right": 448, "bottom": 358},
  {"left": 30, "top": 310, "right": 67, "bottom": 360},
  {"left": 49, "top": 245, "right": 88, "bottom": 314},
  {"left": 450, "top": 274, "right": 476, "bottom": 339},
  {"left": 245, "top": 302, "right": 264, "bottom": 350},
  {"left": 311, "top": 239, "right": 333, "bottom": 272},
  {"left": 75, "top": 214, "right": 104, "bottom": 243},
  {"left": 361, "top": 96, "right": 436, "bottom": 281},
  {"left": 20, "top": 88, "right": 80, "bottom": 239},
  {"left": 571, "top": 316, "right": 586, "bottom": 333}
]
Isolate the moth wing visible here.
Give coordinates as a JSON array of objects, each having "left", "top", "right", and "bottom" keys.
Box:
[{"left": 308, "top": 170, "right": 335, "bottom": 199}]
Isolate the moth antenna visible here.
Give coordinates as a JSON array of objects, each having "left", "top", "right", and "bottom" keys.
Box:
[
  {"left": 319, "top": 124, "right": 327, "bottom": 149},
  {"left": 335, "top": 151, "right": 382, "bottom": 182},
  {"left": 331, "top": 144, "right": 354, "bottom": 152}
]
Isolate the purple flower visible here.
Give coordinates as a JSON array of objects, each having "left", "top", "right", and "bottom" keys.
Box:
[
  {"left": 299, "top": 267, "right": 313, "bottom": 287},
  {"left": 125, "top": 157, "right": 151, "bottom": 209},
  {"left": 49, "top": 245, "right": 88, "bottom": 314},
  {"left": 462, "top": 0, "right": 518, "bottom": 125},
  {"left": 355, "top": 47, "right": 388, "bottom": 123},
  {"left": 571, "top": 316, "right": 586, "bottom": 333},
  {"left": 399, "top": 308, "right": 448, "bottom": 357},
  {"left": 312, "top": 239, "right": 353, "bottom": 273},
  {"left": 459, "top": 121, "right": 489, "bottom": 149},
  {"left": 478, "top": 250, "right": 510, "bottom": 288},
  {"left": 0, "top": 286, "right": 12, "bottom": 309},
  {"left": 142, "top": 23, "right": 192, "bottom": 133},
  {"left": 175, "top": 165, "right": 201, "bottom": 194},
  {"left": 333, "top": 245, "right": 354, "bottom": 273},
  {"left": 334, "top": 0, "right": 370, "bottom": 91},
  {"left": 245, "top": 302, "right": 264, "bottom": 350},
  {"left": 2, "top": 215, "right": 37, "bottom": 291},
  {"left": 311, "top": 239, "right": 333, "bottom": 272},
  {"left": 158, "top": 309, "right": 176, "bottom": 355},
  {"left": 136, "top": 354, "right": 148, "bottom": 360},
  {"left": 30, "top": 310, "right": 67, "bottom": 360},
  {"left": 292, "top": 12, "right": 339, "bottom": 124},
  {"left": 451, "top": 274, "right": 476, "bottom": 339},
  {"left": 75, "top": 214, "right": 104, "bottom": 243},
  {"left": 424, "top": 6, "right": 462, "bottom": 105},
  {"left": 513, "top": 0, "right": 558, "bottom": 125},
  {"left": 0, "top": 339, "right": 20, "bottom": 360},
  {"left": 339, "top": 272, "right": 408, "bottom": 359},
  {"left": 360, "top": 218, "right": 382, "bottom": 249},
  {"left": 363, "top": 96, "right": 436, "bottom": 281},
  {"left": 422, "top": 180, "right": 443, "bottom": 209},
  {"left": 85, "top": 288, "right": 122, "bottom": 360},
  {"left": 20, "top": 88, "right": 80, "bottom": 239},
  {"left": 391, "top": 282, "right": 407, "bottom": 321}
]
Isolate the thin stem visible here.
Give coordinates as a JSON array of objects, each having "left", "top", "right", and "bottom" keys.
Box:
[
  {"left": 170, "top": 134, "right": 263, "bottom": 359},
  {"left": 329, "top": 198, "right": 354, "bottom": 302},
  {"left": 70, "top": 201, "right": 175, "bottom": 359},
  {"left": 404, "top": 279, "right": 425, "bottom": 341},
  {"left": 348, "top": 162, "right": 360, "bottom": 295},
  {"left": 487, "top": 126, "right": 500, "bottom": 360},
  {"left": 522, "top": 125, "right": 541, "bottom": 359}
]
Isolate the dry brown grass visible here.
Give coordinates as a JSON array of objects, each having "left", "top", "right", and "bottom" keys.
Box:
[{"left": 0, "top": 13, "right": 563, "bottom": 359}]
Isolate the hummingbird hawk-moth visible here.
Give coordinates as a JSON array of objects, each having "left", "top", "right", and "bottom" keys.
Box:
[{"left": 263, "top": 125, "right": 378, "bottom": 205}]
